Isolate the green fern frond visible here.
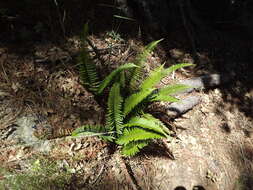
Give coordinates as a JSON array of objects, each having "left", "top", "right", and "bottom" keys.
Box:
[
  {"left": 116, "top": 128, "right": 165, "bottom": 145},
  {"left": 106, "top": 82, "right": 124, "bottom": 136},
  {"left": 120, "top": 71, "right": 126, "bottom": 88},
  {"left": 123, "top": 88, "right": 155, "bottom": 117},
  {"left": 78, "top": 23, "right": 100, "bottom": 93},
  {"left": 142, "top": 113, "right": 173, "bottom": 136},
  {"left": 72, "top": 124, "right": 115, "bottom": 142},
  {"left": 162, "top": 63, "right": 194, "bottom": 77},
  {"left": 97, "top": 63, "right": 138, "bottom": 94},
  {"left": 124, "top": 116, "right": 167, "bottom": 136},
  {"left": 142, "top": 113, "right": 165, "bottom": 125},
  {"left": 128, "top": 66, "right": 144, "bottom": 91},
  {"left": 134, "top": 39, "right": 163, "bottom": 66},
  {"left": 81, "top": 23, "right": 89, "bottom": 45},
  {"left": 71, "top": 125, "right": 107, "bottom": 137},
  {"left": 129, "top": 39, "right": 163, "bottom": 91},
  {"left": 140, "top": 65, "right": 164, "bottom": 90},
  {"left": 158, "top": 84, "right": 190, "bottom": 95},
  {"left": 78, "top": 51, "right": 99, "bottom": 92},
  {"left": 121, "top": 140, "right": 149, "bottom": 156},
  {"left": 151, "top": 94, "right": 179, "bottom": 102}
]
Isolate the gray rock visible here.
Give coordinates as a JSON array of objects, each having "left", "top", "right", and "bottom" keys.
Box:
[{"left": 14, "top": 116, "right": 39, "bottom": 144}]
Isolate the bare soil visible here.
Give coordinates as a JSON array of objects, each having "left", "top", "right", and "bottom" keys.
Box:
[{"left": 1, "top": 1, "right": 253, "bottom": 190}]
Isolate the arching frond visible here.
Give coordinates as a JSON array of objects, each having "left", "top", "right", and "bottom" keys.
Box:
[
  {"left": 78, "top": 23, "right": 100, "bottom": 93},
  {"left": 71, "top": 124, "right": 114, "bottom": 139},
  {"left": 162, "top": 63, "right": 194, "bottom": 77},
  {"left": 121, "top": 140, "right": 149, "bottom": 156},
  {"left": 124, "top": 116, "right": 167, "bottom": 136},
  {"left": 97, "top": 63, "right": 138, "bottom": 94},
  {"left": 158, "top": 84, "right": 191, "bottom": 95},
  {"left": 116, "top": 128, "right": 165, "bottom": 145},
  {"left": 120, "top": 71, "right": 126, "bottom": 88},
  {"left": 129, "top": 39, "right": 163, "bottom": 91},
  {"left": 123, "top": 88, "right": 155, "bottom": 117},
  {"left": 142, "top": 113, "right": 173, "bottom": 136},
  {"left": 78, "top": 51, "right": 99, "bottom": 92},
  {"left": 140, "top": 65, "right": 164, "bottom": 90},
  {"left": 106, "top": 82, "right": 124, "bottom": 136},
  {"left": 151, "top": 94, "right": 179, "bottom": 102},
  {"left": 134, "top": 39, "right": 163, "bottom": 66}
]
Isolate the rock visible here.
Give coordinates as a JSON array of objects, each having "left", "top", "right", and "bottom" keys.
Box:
[{"left": 13, "top": 116, "right": 40, "bottom": 144}]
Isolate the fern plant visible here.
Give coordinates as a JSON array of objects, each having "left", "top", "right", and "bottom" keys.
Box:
[
  {"left": 74, "top": 29, "right": 193, "bottom": 156},
  {"left": 78, "top": 23, "right": 100, "bottom": 93}
]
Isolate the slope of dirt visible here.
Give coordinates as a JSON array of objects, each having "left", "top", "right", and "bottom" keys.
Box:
[
  {"left": 0, "top": 34, "right": 253, "bottom": 190},
  {"left": 1, "top": 1, "right": 253, "bottom": 189}
]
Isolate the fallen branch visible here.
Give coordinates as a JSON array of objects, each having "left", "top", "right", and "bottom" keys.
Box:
[
  {"left": 165, "top": 96, "right": 201, "bottom": 119},
  {"left": 179, "top": 73, "right": 234, "bottom": 93}
]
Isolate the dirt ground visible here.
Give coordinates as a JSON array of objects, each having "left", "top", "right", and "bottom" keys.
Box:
[{"left": 1, "top": 1, "right": 253, "bottom": 190}]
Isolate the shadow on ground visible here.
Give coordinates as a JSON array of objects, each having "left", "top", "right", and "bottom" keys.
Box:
[{"left": 230, "top": 143, "right": 253, "bottom": 190}]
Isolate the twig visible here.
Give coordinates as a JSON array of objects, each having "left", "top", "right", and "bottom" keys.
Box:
[{"left": 90, "top": 164, "right": 105, "bottom": 185}]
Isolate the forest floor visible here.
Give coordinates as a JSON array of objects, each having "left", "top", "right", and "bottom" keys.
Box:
[{"left": 1, "top": 1, "right": 253, "bottom": 190}]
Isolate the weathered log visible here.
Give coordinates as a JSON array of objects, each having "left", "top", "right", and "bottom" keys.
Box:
[
  {"left": 179, "top": 73, "right": 233, "bottom": 93},
  {"left": 165, "top": 96, "right": 200, "bottom": 119}
]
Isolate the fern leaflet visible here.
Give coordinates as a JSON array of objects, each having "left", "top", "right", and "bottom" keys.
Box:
[
  {"left": 158, "top": 84, "right": 190, "bottom": 96},
  {"left": 116, "top": 128, "right": 165, "bottom": 145},
  {"left": 151, "top": 94, "right": 179, "bottom": 102},
  {"left": 106, "top": 82, "right": 124, "bottom": 136},
  {"left": 124, "top": 116, "right": 167, "bottom": 136},
  {"left": 97, "top": 63, "right": 138, "bottom": 94},
  {"left": 162, "top": 63, "right": 194, "bottom": 77},
  {"left": 129, "top": 39, "right": 163, "bottom": 91},
  {"left": 78, "top": 52, "right": 99, "bottom": 92},
  {"left": 142, "top": 113, "right": 173, "bottom": 136},
  {"left": 78, "top": 23, "right": 100, "bottom": 92},
  {"left": 123, "top": 88, "right": 155, "bottom": 117},
  {"left": 71, "top": 125, "right": 114, "bottom": 139},
  {"left": 140, "top": 65, "right": 164, "bottom": 90},
  {"left": 134, "top": 39, "right": 163, "bottom": 66},
  {"left": 121, "top": 140, "right": 149, "bottom": 156}
]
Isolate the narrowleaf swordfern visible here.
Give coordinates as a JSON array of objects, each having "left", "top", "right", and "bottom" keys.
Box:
[{"left": 74, "top": 27, "right": 193, "bottom": 156}]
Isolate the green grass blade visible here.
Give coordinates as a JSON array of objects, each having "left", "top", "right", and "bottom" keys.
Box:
[
  {"left": 113, "top": 15, "right": 136, "bottom": 21},
  {"left": 98, "top": 63, "right": 138, "bottom": 94}
]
